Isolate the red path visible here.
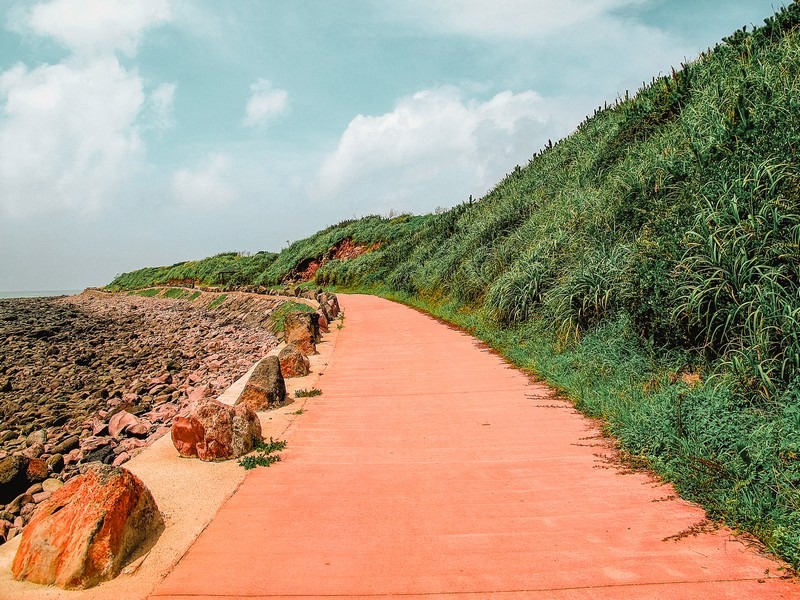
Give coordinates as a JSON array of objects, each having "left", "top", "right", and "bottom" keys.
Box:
[{"left": 151, "top": 294, "right": 796, "bottom": 599}]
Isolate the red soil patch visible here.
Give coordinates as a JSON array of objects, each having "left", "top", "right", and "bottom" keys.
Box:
[{"left": 287, "top": 238, "right": 381, "bottom": 283}]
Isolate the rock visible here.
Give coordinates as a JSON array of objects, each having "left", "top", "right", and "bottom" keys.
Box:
[
  {"left": 25, "top": 430, "right": 47, "bottom": 447},
  {"left": 108, "top": 410, "right": 140, "bottom": 437},
  {"left": 108, "top": 411, "right": 139, "bottom": 438},
  {"left": 323, "top": 293, "right": 341, "bottom": 317},
  {"left": 126, "top": 422, "right": 150, "bottom": 437},
  {"left": 22, "top": 443, "right": 44, "bottom": 459},
  {"left": 0, "top": 457, "right": 30, "bottom": 504},
  {"left": 20, "top": 501, "right": 37, "bottom": 519},
  {"left": 236, "top": 356, "right": 286, "bottom": 411},
  {"left": 26, "top": 483, "right": 43, "bottom": 496},
  {"left": 91, "top": 420, "right": 108, "bottom": 436},
  {"left": 279, "top": 345, "right": 310, "bottom": 378},
  {"left": 187, "top": 385, "right": 212, "bottom": 403},
  {"left": 26, "top": 458, "right": 49, "bottom": 483},
  {"left": 11, "top": 465, "right": 163, "bottom": 589},
  {"left": 317, "top": 311, "right": 329, "bottom": 333},
  {"left": 42, "top": 478, "right": 64, "bottom": 493},
  {"left": 7, "top": 493, "right": 33, "bottom": 515},
  {"left": 282, "top": 312, "right": 319, "bottom": 355},
  {"left": 47, "top": 453, "right": 65, "bottom": 473},
  {"left": 52, "top": 435, "right": 80, "bottom": 455},
  {"left": 112, "top": 452, "right": 130, "bottom": 467},
  {"left": 82, "top": 446, "right": 115, "bottom": 465},
  {"left": 0, "top": 519, "right": 11, "bottom": 540},
  {"left": 171, "top": 398, "right": 261, "bottom": 461},
  {"left": 31, "top": 491, "right": 51, "bottom": 503},
  {"left": 64, "top": 448, "right": 83, "bottom": 465}
]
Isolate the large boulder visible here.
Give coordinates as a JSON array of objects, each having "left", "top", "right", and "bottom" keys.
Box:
[
  {"left": 283, "top": 311, "right": 320, "bottom": 355},
  {"left": 236, "top": 356, "right": 286, "bottom": 411},
  {"left": 171, "top": 398, "right": 262, "bottom": 461},
  {"left": 279, "top": 344, "right": 310, "bottom": 378},
  {"left": 320, "top": 292, "right": 340, "bottom": 320},
  {"left": 11, "top": 465, "right": 162, "bottom": 590},
  {"left": 316, "top": 310, "right": 329, "bottom": 333}
]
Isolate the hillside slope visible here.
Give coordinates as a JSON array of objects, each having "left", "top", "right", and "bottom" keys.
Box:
[{"left": 110, "top": 3, "right": 800, "bottom": 566}]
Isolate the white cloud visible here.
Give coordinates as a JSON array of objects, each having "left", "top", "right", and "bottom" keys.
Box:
[
  {"left": 0, "top": 57, "right": 145, "bottom": 217},
  {"left": 25, "top": 0, "right": 171, "bottom": 56},
  {"left": 384, "top": 0, "right": 645, "bottom": 39},
  {"left": 243, "top": 79, "right": 288, "bottom": 127},
  {"left": 143, "top": 82, "right": 176, "bottom": 132},
  {"left": 313, "top": 87, "right": 569, "bottom": 213},
  {"left": 0, "top": 0, "right": 178, "bottom": 219},
  {"left": 172, "top": 153, "right": 237, "bottom": 208}
]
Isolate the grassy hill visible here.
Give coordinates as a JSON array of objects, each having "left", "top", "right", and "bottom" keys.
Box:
[{"left": 110, "top": 3, "right": 800, "bottom": 567}]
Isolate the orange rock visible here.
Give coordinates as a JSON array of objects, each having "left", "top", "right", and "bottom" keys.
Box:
[
  {"left": 25, "top": 458, "right": 48, "bottom": 484},
  {"left": 171, "top": 399, "right": 261, "bottom": 461},
  {"left": 279, "top": 345, "right": 311, "bottom": 378},
  {"left": 283, "top": 312, "right": 319, "bottom": 355},
  {"left": 12, "top": 465, "right": 162, "bottom": 590}
]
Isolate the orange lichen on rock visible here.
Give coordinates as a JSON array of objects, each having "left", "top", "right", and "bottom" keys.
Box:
[{"left": 11, "top": 465, "right": 163, "bottom": 590}]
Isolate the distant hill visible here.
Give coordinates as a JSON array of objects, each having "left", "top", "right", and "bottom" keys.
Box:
[{"left": 110, "top": 3, "right": 800, "bottom": 567}]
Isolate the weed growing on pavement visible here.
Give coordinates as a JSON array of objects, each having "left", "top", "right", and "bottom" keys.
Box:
[{"left": 238, "top": 437, "right": 287, "bottom": 470}]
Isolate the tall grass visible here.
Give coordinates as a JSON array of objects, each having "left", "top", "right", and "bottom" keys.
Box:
[{"left": 108, "top": 2, "right": 800, "bottom": 567}]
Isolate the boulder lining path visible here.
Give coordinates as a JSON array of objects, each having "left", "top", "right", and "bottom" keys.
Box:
[{"left": 151, "top": 294, "right": 796, "bottom": 599}]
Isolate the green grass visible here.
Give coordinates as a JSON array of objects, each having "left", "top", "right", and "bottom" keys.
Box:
[
  {"left": 269, "top": 301, "right": 316, "bottom": 334},
  {"left": 188, "top": 291, "right": 201, "bottom": 301},
  {"left": 208, "top": 294, "right": 227, "bottom": 309},
  {"left": 163, "top": 287, "right": 190, "bottom": 299},
  {"left": 237, "top": 437, "right": 287, "bottom": 470},
  {"left": 106, "top": 250, "right": 280, "bottom": 291},
  {"left": 134, "top": 288, "right": 160, "bottom": 298},
  {"left": 294, "top": 388, "right": 322, "bottom": 398},
  {"left": 108, "top": 3, "right": 800, "bottom": 567}
]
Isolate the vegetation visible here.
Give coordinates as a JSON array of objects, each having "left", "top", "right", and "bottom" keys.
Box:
[
  {"left": 107, "top": 251, "right": 279, "bottom": 290},
  {"left": 163, "top": 287, "right": 191, "bottom": 299},
  {"left": 110, "top": 4, "right": 800, "bottom": 566},
  {"left": 238, "top": 437, "right": 287, "bottom": 470},
  {"left": 208, "top": 294, "right": 227, "bottom": 309},
  {"left": 269, "top": 301, "right": 316, "bottom": 334},
  {"left": 132, "top": 288, "right": 160, "bottom": 298},
  {"left": 295, "top": 388, "right": 322, "bottom": 398}
]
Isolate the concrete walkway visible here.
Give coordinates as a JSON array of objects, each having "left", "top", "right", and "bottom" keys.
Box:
[{"left": 150, "top": 294, "right": 796, "bottom": 599}]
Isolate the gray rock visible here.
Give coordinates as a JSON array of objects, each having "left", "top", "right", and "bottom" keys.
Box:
[{"left": 236, "top": 356, "right": 286, "bottom": 411}]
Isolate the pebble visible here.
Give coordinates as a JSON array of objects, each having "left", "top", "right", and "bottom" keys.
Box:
[{"left": 42, "top": 478, "right": 64, "bottom": 493}]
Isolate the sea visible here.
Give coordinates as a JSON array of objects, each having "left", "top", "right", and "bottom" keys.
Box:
[{"left": 0, "top": 290, "right": 84, "bottom": 299}]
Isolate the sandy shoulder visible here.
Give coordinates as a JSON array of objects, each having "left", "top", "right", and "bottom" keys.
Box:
[{"left": 0, "top": 320, "right": 341, "bottom": 599}]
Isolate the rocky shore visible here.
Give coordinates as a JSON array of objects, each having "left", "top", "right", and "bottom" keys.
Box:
[{"left": 0, "top": 290, "right": 286, "bottom": 544}]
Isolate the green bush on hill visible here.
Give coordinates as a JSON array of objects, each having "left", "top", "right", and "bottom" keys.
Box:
[{"left": 109, "top": 3, "right": 800, "bottom": 566}]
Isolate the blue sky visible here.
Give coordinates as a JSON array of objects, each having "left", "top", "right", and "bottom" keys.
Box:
[{"left": 0, "top": 0, "right": 786, "bottom": 291}]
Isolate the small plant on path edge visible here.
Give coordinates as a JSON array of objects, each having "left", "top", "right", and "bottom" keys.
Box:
[
  {"left": 295, "top": 388, "right": 322, "bottom": 398},
  {"left": 238, "top": 437, "right": 287, "bottom": 470}
]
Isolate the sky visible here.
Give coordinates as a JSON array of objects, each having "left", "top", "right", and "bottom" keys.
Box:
[{"left": 0, "top": 0, "right": 787, "bottom": 291}]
